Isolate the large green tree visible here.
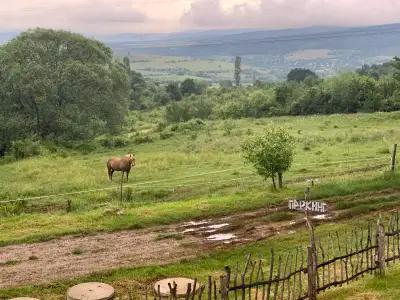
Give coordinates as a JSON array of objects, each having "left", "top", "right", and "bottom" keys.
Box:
[
  {"left": 242, "top": 127, "right": 295, "bottom": 189},
  {"left": 287, "top": 68, "right": 318, "bottom": 82},
  {"left": 0, "top": 28, "right": 129, "bottom": 153}
]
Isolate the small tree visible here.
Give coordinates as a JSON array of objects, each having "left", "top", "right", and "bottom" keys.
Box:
[
  {"left": 242, "top": 127, "right": 295, "bottom": 189},
  {"left": 393, "top": 56, "right": 400, "bottom": 81},
  {"left": 123, "top": 56, "right": 131, "bottom": 71},
  {"left": 181, "top": 78, "right": 198, "bottom": 96},
  {"left": 166, "top": 82, "right": 182, "bottom": 101},
  {"left": 234, "top": 56, "right": 242, "bottom": 87},
  {"left": 287, "top": 68, "right": 318, "bottom": 82}
]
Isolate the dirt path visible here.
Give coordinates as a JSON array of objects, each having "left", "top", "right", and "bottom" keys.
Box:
[{"left": 1, "top": 187, "right": 400, "bottom": 288}]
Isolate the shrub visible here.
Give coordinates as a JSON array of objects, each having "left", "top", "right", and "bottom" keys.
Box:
[
  {"left": 10, "top": 138, "right": 41, "bottom": 160},
  {"left": 74, "top": 142, "right": 97, "bottom": 154},
  {"left": 100, "top": 137, "right": 129, "bottom": 148},
  {"left": 160, "top": 131, "right": 174, "bottom": 140},
  {"left": 179, "top": 119, "right": 205, "bottom": 131},
  {"left": 222, "top": 120, "right": 235, "bottom": 136},
  {"left": 134, "top": 135, "right": 153, "bottom": 144}
]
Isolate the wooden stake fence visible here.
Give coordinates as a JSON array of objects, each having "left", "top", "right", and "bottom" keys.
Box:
[{"left": 58, "top": 213, "right": 400, "bottom": 300}]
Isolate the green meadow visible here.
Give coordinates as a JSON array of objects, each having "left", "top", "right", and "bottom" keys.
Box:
[{"left": 0, "top": 112, "right": 399, "bottom": 246}]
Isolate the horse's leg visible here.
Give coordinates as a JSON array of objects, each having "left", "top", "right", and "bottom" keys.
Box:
[
  {"left": 110, "top": 169, "right": 114, "bottom": 181},
  {"left": 126, "top": 170, "right": 130, "bottom": 181}
]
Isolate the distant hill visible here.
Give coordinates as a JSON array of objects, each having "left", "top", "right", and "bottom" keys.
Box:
[
  {"left": 106, "top": 24, "right": 400, "bottom": 57},
  {"left": 105, "top": 24, "right": 399, "bottom": 82},
  {"left": 0, "top": 32, "right": 18, "bottom": 44},
  {"left": 1, "top": 24, "right": 399, "bottom": 82}
]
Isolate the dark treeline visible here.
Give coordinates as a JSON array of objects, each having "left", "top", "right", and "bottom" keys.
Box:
[{"left": 131, "top": 61, "right": 400, "bottom": 123}]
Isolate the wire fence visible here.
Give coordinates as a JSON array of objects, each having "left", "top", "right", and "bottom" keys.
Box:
[{"left": 0, "top": 155, "right": 391, "bottom": 205}]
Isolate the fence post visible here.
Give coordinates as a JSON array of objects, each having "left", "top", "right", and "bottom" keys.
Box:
[
  {"left": 120, "top": 172, "right": 124, "bottom": 202},
  {"left": 376, "top": 218, "right": 386, "bottom": 276},
  {"left": 305, "top": 200, "right": 318, "bottom": 300},
  {"left": 307, "top": 246, "right": 317, "bottom": 300},
  {"left": 220, "top": 274, "right": 229, "bottom": 300},
  {"left": 392, "top": 144, "right": 397, "bottom": 172}
]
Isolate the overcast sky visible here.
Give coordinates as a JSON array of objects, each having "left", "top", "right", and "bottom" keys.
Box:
[{"left": 1, "top": 0, "right": 400, "bottom": 34}]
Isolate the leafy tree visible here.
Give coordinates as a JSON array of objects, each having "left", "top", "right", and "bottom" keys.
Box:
[
  {"left": 242, "top": 127, "right": 295, "bottom": 189},
  {"left": 128, "top": 70, "right": 147, "bottom": 109},
  {"left": 152, "top": 90, "right": 171, "bottom": 106},
  {"left": 180, "top": 78, "right": 198, "bottom": 96},
  {"left": 287, "top": 68, "right": 318, "bottom": 82},
  {"left": 234, "top": 56, "right": 242, "bottom": 86},
  {"left": 0, "top": 28, "right": 129, "bottom": 154},
  {"left": 165, "top": 102, "right": 192, "bottom": 123},
  {"left": 123, "top": 56, "right": 131, "bottom": 71},
  {"left": 393, "top": 56, "right": 400, "bottom": 81},
  {"left": 166, "top": 82, "right": 182, "bottom": 101}
]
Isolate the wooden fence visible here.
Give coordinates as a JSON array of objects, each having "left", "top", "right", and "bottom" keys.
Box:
[
  {"left": 132, "top": 212, "right": 400, "bottom": 300},
  {"left": 211, "top": 213, "right": 400, "bottom": 300},
  {"left": 5, "top": 214, "right": 399, "bottom": 300}
]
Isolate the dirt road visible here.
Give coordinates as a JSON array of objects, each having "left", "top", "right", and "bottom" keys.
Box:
[{"left": 1, "top": 187, "right": 399, "bottom": 288}]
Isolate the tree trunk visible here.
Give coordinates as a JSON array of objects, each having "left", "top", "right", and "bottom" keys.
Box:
[
  {"left": 278, "top": 172, "right": 283, "bottom": 189},
  {"left": 271, "top": 174, "right": 277, "bottom": 189},
  {"left": 31, "top": 96, "right": 41, "bottom": 137}
]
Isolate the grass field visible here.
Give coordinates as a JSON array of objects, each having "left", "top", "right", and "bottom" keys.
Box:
[
  {"left": 128, "top": 54, "right": 268, "bottom": 83},
  {"left": 0, "top": 112, "right": 400, "bottom": 245}
]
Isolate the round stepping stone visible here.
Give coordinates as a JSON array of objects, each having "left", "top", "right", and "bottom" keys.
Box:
[
  {"left": 67, "top": 282, "right": 114, "bottom": 300},
  {"left": 154, "top": 277, "right": 198, "bottom": 298}
]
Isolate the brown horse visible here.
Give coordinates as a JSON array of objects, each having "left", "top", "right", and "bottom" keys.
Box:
[{"left": 107, "top": 154, "right": 136, "bottom": 181}]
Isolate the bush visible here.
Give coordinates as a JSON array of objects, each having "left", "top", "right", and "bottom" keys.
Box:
[
  {"left": 74, "top": 142, "right": 97, "bottom": 154},
  {"left": 179, "top": 119, "right": 205, "bottom": 131},
  {"left": 160, "top": 131, "right": 174, "bottom": 140},
  {"left": 222, "top": 120, "right": 235, "bottom": 136},
  {"left": 165, "top": 98, "right": 213, "bottom": 123},
  {"left": 10, "top": 138, "right": 41, "bottom": 160},
  {"left": 134, "top": 134, "right": 153, "bottom": 144},
  {"left": 100, "top": 137, "right": 129, "bottom": 148}
]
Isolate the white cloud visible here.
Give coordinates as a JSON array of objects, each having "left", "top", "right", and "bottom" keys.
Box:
[
  {"left": 0, "top": 0, "right": 399, "bottom": 33},
  {"left": 0, "top": 0, "right": 147, "bottom": 33},
  {"left": 182, "top": 0, "right": 400, "bottom": 30}
]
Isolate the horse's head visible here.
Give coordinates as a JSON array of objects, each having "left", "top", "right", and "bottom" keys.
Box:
[{"left": 126, "top": 153, "right": 136, "bottom": 166}]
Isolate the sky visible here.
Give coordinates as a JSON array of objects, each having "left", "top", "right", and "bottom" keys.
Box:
[{"left": 1, "top": 0, "right": 400, "bottom": 34}]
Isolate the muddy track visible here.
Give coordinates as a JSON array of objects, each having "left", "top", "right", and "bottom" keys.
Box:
[{"left": 1, "top": 187, "right": 400, "bottom": 288}]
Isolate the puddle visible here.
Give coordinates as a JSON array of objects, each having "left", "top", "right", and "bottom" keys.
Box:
[
  {"left": 205, "top": 229, "right": 217, "bottom": 233},
  {"left": 202, "top": 223, "right": 229, "bottom": 230},
  {"left": 313, "top": 214, "right": 330, "bottom": 220},
  {"left": 183, "top": 228, "right": 196, "bottom": 233},
  {"left": 206, "top": 233, "right": 236, "bottom": 241},
  {"left": 183, "top": 221, "right": 209, "bottom": 227},
  {"left": 289, "top": 221, "right": 296, "bottom": 225}
]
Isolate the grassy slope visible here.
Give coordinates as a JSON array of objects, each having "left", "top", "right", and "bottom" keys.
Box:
[
  {"left": 0, "top": 112, "right": 400, "bottom": 245},
  {"left": 321, "top": 264, "right": 400, "bottom": 300}
]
